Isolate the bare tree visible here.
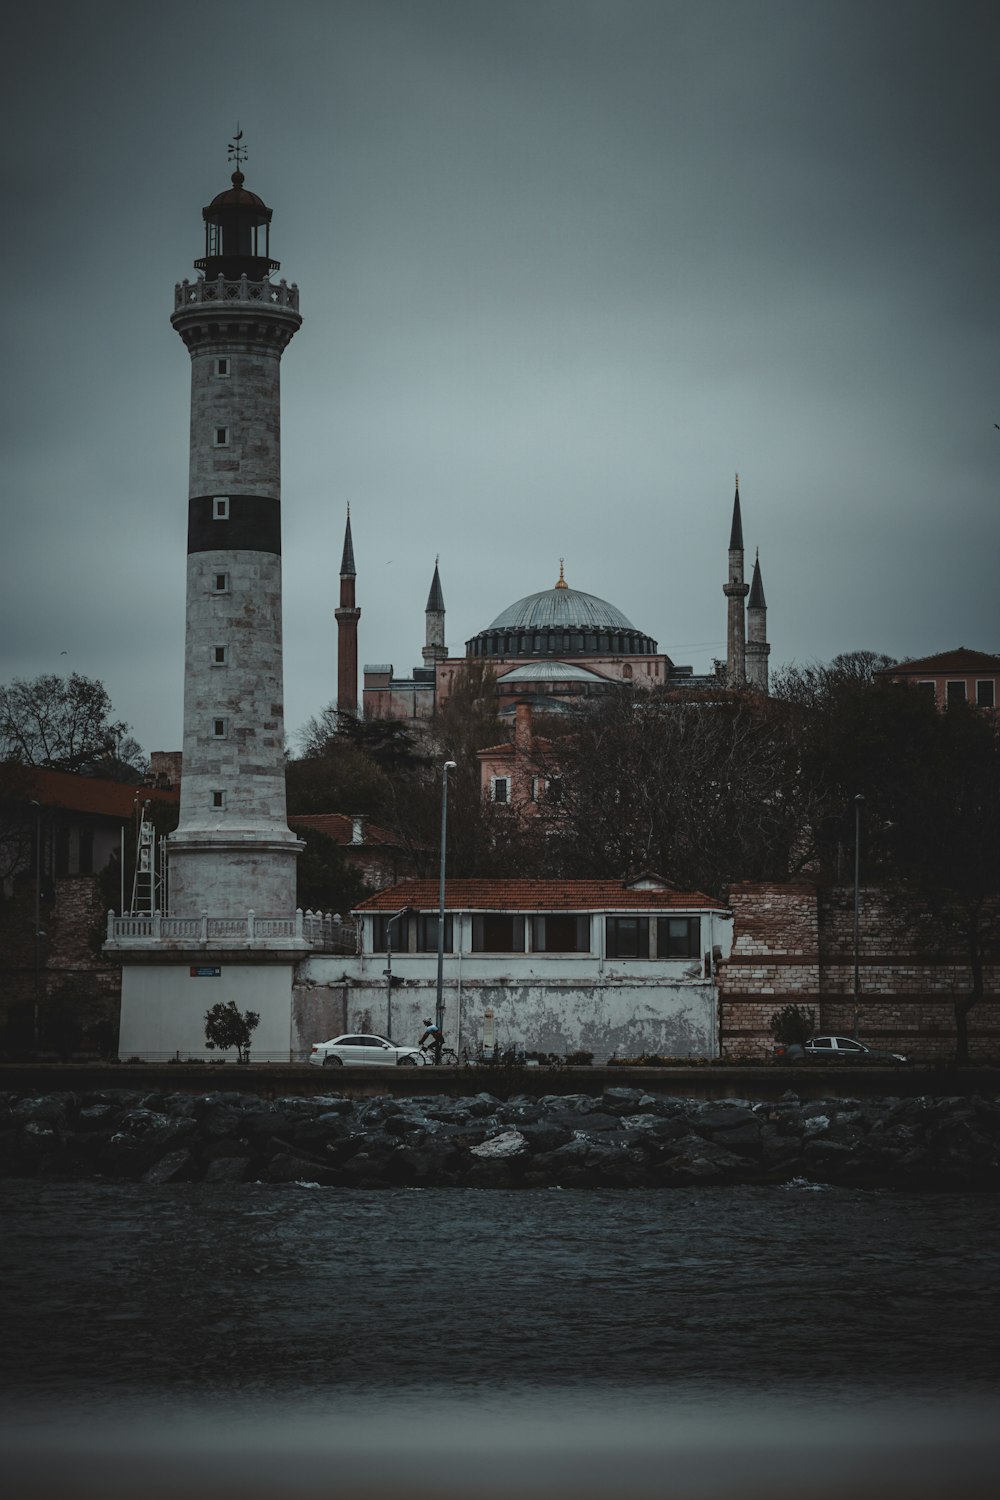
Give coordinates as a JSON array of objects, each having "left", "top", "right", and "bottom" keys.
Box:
[{"left": 0, "top": 673, "right": 145, "bottom": 775}]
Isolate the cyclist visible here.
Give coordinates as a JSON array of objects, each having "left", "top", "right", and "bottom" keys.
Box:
[{"left": 419, "top": 1017, "right": 444, "bottom": 1066}]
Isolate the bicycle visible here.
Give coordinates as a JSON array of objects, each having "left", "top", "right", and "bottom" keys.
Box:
[{"left": 418, "top": 1043, "right": 459, "bottom": 1066}]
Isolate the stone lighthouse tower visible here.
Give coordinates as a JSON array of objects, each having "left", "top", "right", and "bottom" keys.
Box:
[
  {"left": 167, "top": 150, "right": 303, "bottom": 916},
  {"left": 112, "top": 141, "right": 316, "bottom": 1063}
]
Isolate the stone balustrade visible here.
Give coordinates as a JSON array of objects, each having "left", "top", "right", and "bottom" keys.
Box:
[
  {"left": 106, "top": 909, "right": 358, "bottom": 954},
  {"left": 173, "top": 274, "right": 300, "bottom": 311}
]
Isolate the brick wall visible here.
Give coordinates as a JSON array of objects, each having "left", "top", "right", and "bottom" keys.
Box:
[
  {"left": 0, "top": 874, "right": 121, "bottom": 1052},
  {"left": 718, "top": 882, "right": 1000, "bottom": 1061}
]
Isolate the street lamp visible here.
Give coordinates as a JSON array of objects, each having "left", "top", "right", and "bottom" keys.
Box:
[
  {"left": 29, "top": 801, "right": 43, "bottom": 1055},
  {"left": 382, "top": 904, "right": 414, "bottom": 1040},
  {"left": 852, "top": 793, "right": 865, "bottom": 1042},
  {"left": 435, "top": 761, "right": 457, "bottom": 1034}
]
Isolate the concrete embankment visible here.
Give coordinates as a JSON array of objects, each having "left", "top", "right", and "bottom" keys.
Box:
[{"left": 2, "top": 1082, "right": 999, "bottom": 1189}]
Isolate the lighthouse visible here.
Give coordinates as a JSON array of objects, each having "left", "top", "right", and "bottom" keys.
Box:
[
  {"left": 112, "top": 141, "right": 314, "bottom": 1062},
  {"left": 167, "top": 148, "right": 303, "bottom": 916}
]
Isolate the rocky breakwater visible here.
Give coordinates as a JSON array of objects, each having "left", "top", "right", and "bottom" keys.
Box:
[{"left": 2, "top": 1087, "right": 999, "bottom": 1189}]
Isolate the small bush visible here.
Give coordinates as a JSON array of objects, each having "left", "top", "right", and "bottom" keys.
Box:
[
  {"left": 769, "top": 1004, "right": 815, "bottom": 1046},
  {"left": 204, "top": 1001, "right": 260, "bottom": 1064}
]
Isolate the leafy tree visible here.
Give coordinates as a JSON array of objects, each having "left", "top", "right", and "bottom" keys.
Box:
[
  {"left": 204, "top": 1000, "right": 259, "bottom": 1063},
  {"left": 0, "top": 672, "right": 145, "bottom": 775},
  {"left": 286, "top": 737, "right": 390, "bottom": 816},
  {"left": 296, "top": 827, "right": 367, "bottom": 914}
]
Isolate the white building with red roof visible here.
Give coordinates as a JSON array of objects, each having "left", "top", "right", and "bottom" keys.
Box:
[{"left": 293, "top": 874, "right": 733, "bottom": 1063}]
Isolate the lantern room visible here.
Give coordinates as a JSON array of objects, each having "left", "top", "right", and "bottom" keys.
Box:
[{"left": 194, "top": 170, "right": 279, "bottom": 281}]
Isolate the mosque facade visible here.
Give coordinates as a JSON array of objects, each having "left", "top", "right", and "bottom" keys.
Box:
[{"left": 338, "top": 480, "right": 769, "bottom": 724}]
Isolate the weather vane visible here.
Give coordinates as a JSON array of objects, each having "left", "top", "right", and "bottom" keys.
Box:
[{"left": 228, "top": 125, "right": 247, "bottom": 170}]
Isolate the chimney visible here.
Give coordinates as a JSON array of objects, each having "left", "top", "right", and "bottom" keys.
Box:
[{"left": 514, "top": 701, "right": 532, "bottom": 755}]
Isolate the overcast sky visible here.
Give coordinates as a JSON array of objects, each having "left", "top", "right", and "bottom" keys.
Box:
[{"left": 1, "top": 0, "right": 996, "bottom": 756}]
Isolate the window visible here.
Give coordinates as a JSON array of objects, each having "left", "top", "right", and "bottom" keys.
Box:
[
  {"left": 212, "top": 645, "right": 228, "bottom": 665},
  {"left": 976, "top": 680, "right": 995, "bottom": 708},
  {"left": 622, "top": 664, "right": 632, "bottom": 679},
  {"left": 946, "top": 680, "right": 967, "bottom": 706},
  {"left": 212, "top": 571, "right": 229, "bottom": 593},
  {"left": 605, "top": 916, "right": 650, "bottom": 958},
  {"left": 656, "top": 916, "right": 701, "bottom": 959},
  {"left": 213, "top": 496, "right": 230, "bottom": 520},
  {"left": 472, "top": 914, "right": 525, "bottom": 953},
  {"left": 530, "top": 776, "right": 544, "bottom": 802},
  {"left": 916, "top": 681, "right": 936, "bottom": 701},
  {"left": 212, "top": 717, "right": 228, "bottom": 738},
  {"left": 213, "top": 427, "right": 229, "bottom": 447},
  {"left": 212, "top": 790, "right": 225, "bottom": 809},
  {"left": 491, "top": 776, "right": 511, "bottom": 804},
  {"left": 216, "top": 358, "right": 230, "bottom": 377},
  {"left": 531, "top": 914, "right": 590, "bottom": 953},
  {"left": 371, "top": 913, "right": 453, "bottom": 953},
  {"left": 547, "top": 775, "right": 564, "bottom": 804}
]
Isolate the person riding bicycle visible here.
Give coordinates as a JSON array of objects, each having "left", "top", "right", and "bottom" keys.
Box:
[{"left": 419, "top": 1018, "right": 444, "bottom": 1065}]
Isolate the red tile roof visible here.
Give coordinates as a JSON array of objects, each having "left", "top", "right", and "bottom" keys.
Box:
[
  {"left": 289, "top": 813, "right": 404, "bottom": 847},
  {"left": 10, "top": 766, "right": 179, "bottom": 820},
  {"left": 356, "top": 878, "right": 725, "bottom": 913},
  {"left": 880, "top": 648, "right": 1000, "bottom": 677}
]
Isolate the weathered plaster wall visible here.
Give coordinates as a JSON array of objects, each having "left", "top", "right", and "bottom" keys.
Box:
[
  {"left": 118, "top": 960, "right": 296, "bottom": 1063},
  {"left": 293, "top": 959, "right": 718, "bottom": 1063}
]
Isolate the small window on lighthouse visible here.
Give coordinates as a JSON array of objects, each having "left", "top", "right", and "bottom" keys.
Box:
[
  {"left": 213, "top": 497, "right": 230, "bottom": 520},
  {"left": 212, "top": 645, "right": 228, "bottom": 666},
  {"left": 213, "top": 717, "right": 228, "bottom": 739},
  {"left": 214, "top": 427, "right": 229, "bottom": 447},
  {"left": 212, "top": 572, "right": 229, "bottom": 593},
  {"left": 216, "top": 358, "right": 230, "bottom": 377},
  {"left": 212, "top": 790, "right": 225, "bottom": 809}
]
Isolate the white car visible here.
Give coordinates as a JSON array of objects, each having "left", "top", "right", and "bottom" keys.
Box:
[{"left": 308, "top": 1033, "right": 423, "bottom": 1068}]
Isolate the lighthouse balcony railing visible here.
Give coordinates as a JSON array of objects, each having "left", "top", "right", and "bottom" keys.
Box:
[
  {"left": 106, "top": 909, "right": 359, "bottom": 954},
  {"left": 174, "top": 275, "right": 299, "bottom": 311}
]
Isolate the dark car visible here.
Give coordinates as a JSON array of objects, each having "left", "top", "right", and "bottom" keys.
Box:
[
  {"left": 804, "top": 1034, "right": 909, "bottom": 1064},
  {"left": 772, "top": 1041, "right": 806, "bottom": 1065}
]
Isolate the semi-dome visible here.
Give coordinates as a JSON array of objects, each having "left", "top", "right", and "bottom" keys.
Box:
[
  {"left": 497, "top": 662, "right": 609, "bottom": 683},
  {"left": 467, "top": 566, "right": 657, "bottom": 661}
]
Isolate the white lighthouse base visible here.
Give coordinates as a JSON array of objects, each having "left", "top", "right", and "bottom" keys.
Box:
[{"left": 118, "top": 957, "right": 298, "bottom": 1063}]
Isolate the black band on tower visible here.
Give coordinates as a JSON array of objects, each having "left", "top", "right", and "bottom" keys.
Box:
[{"left": 188, "top": 495, "right": 281, "bottom": 555}]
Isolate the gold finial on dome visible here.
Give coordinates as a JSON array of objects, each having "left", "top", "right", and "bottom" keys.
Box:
[{"left": 555, "top": 559, "right": 568, "bottom": 590}]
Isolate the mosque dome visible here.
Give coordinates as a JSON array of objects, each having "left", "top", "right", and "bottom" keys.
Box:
[{"left": 467, "top": 566, "right": 657, "bottom": 661}]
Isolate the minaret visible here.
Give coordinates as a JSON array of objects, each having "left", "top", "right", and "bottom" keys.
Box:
[
  {"left": 336, "top": 507, "right": 361, "bottom": 715},
  {"left": 423, "top": 557, "right": 447, "bottom": 666},
  {"left": 167, "top": 144, "right": 303, "bottom": 917},
  {"left": 746, "top": 549, "right": 770, "bottom": 692},
  {"left": 723, "top": 476, "right": 749, "bottom": 685}
]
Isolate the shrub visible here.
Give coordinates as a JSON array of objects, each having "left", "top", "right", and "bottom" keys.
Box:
[
  {"left": 204, "top": 1001, "right": 260, "bottom": 1064},
  {"left": 769, "top": 1003, "right": 815, "bottom": 1046}
]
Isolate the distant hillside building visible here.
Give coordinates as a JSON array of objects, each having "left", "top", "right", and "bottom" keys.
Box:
[{"left": 877, "top": 648, "right": 999, "bottom": 713}]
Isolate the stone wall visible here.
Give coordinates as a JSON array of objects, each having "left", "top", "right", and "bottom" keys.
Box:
[
  {"left": 0, "top": 874, "right": 122, "bottom": 1053},
  {"left": 719, "top": 882, "right": 1000, "bottom": 1061}
]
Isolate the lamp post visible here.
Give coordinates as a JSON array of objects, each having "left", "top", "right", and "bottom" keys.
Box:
[
  {"left": 435, "top": 761, "right": 457, "bottom": 1034},
  {"left": 29, "top": 801, "right": 42, "bottom": 1055},
  {"left": 852, "top": 793, "right": 864, "bottom": 1042},
  {"left": 382, "top": 904, "right": 414, "bottom": 1040}
]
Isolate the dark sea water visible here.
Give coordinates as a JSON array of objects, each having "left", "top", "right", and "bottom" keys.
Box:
[{"left": 2, "top": 1181, "right": 999, "bottom": 1499}]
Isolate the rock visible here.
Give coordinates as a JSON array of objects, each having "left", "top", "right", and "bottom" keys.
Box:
[
  {"left": 203, "top": 1156, "right": 253, "bottom": 1184},
  {"left": 470, "top": 1130, "right": 527, "bottom": 1159},
  {"left": 143, "top": 1150, "right": 195, "bottom": 1184}
]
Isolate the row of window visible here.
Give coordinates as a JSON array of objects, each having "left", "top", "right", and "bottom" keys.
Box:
[
  {"left": 490, "top": 774, "right": 561, "bottom": 804},
  {"left": 918, "top": 679, "right": 996, "bottom": 708},
  {"left": 470, "top": 630, "right": 657, "bottom": 658},
  {"left": 370, "top": 913, "right": 701, "bottom": 958}
]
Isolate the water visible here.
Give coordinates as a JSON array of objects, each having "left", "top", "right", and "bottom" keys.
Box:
[{"left": 3, "top": 1181, "right": 999, "bottom": 1497}]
